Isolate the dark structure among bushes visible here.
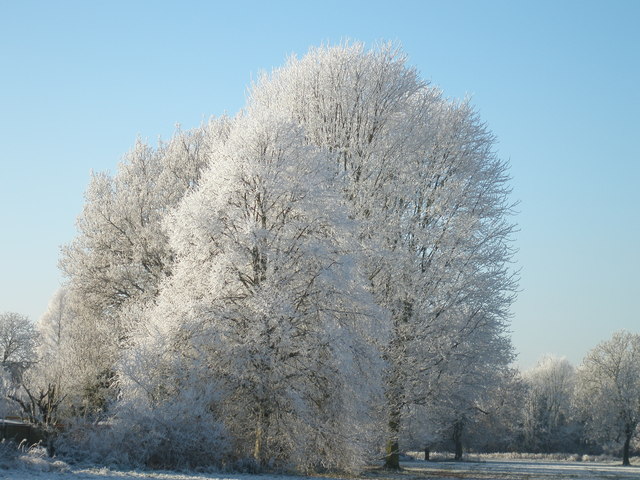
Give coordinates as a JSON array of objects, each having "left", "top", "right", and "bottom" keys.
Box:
[{"left": 0, "top": 419, "right": 45, "bottom": 445}]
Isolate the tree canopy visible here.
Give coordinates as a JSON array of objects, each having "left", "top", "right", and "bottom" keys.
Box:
[{"left": 30, "top": 42, "right": 519, "bottom": 471}]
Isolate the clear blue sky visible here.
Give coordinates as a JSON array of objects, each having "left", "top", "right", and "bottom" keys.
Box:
[{"left": 1, "top": 0, "right": 638, "bottom": 370}]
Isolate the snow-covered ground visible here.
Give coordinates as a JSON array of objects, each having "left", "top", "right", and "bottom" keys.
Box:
[
  {"left": 1, "top": 455, "right": 639, "bottom": 480},
  {"left": 397, "top": 458, "right": 640, "bottom": 479}
]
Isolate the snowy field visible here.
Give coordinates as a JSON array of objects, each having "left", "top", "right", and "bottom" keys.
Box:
[
  {"left": 393, "top": 459, "right": 640, "bottom": 479},
  {"left": 2, "top": 457, "right": 640, "bottom": 480}
]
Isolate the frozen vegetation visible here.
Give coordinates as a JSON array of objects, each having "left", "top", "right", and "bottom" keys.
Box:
[
  {"left": 0, "top": 41, "right": 638, "bottom": 474},
  {"left": 0, "top": 446, "right": 639, "bottom": 480}
]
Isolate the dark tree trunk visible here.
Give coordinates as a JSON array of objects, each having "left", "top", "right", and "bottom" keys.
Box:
[
  {"left": 383, "top": 301, "right": 412, "bottom": 471},
  {"left": 453, "top": 420, "right": 464, "bottom": 461},
  {"left": 384, "top": 406, "right": 401, "bottom": 470},
  {"left": 424, "top": 447, "right": 430, "bottom": 461},
  {"left": 622, "top": 431, "right": 632, "bottom": 466}
]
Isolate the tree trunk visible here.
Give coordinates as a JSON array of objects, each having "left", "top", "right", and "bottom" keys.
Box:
[
  {"left": 622, "top": 430, "right": 632, "bottom": 466},
  {"left": 253, "top": 405, "right": 266, "bottom": 465},
  {"left": 253, "top": 421, "right": 263, "bottom": 464},
  {"left": 453, "top": 420, "right": 464, "bottom": 461},
  {"left": 383, "top": 301, "right": 412, "bottom": 471},
  {"left": 384, "top": 405, "right": 401, "bottom": 469},
  {"left": 424, "top": 447, "right": 430, "bottom": 461}
]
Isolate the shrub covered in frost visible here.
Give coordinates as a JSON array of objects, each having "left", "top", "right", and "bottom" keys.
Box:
[
  {"left": 0, "top": 440, "right": 69, "bottom": 473},
  {"left": 54, "top": 386, "right": 229, "bottom": 469}
]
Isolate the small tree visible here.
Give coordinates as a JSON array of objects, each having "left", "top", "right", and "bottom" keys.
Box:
[
  {"left": 0, "top": 312, "right": 64, "bottom": 435},
  {"left": 8, "top": 382, "right": 64, "bottom": 427},
  {"left": 0, "top": 312, "right": 37, "bottom": 382},
  {"left": 576, "top": 331, "right": 640, "bottom": 466}
]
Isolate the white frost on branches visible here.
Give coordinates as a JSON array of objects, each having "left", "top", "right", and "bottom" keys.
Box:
[{"left": 46, "top": 42, "right": 517, "bottom": 472}]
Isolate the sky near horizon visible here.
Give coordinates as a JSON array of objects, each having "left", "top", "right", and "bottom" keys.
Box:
[{"left": 1, "top": 0, "right": 638, "bottom": 370}]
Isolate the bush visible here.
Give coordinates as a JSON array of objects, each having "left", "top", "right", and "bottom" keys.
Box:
[
  {"left": 54, "top": 388, "right": 230, "bottom": 470},
  {"left": 0, "top": 439, "right": 69, "bottom": 473}
]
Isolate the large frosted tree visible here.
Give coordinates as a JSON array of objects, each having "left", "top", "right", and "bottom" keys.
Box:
[
  {"left": 54, "top": 41, "right": 516, "bottom": 472},
  {"left": 247, "top": 42, "right": 517, "bottom": 468}
]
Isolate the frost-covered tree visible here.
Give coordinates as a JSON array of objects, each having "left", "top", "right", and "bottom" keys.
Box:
[
  {"left": 58, "top": 121, "right": 229, "bottom": 416},
  {"left": 402, "top": 318, "right": 515, "bottom": 459},
  {"left": 445, "top": 341, "right": 513, "bottom": 460},
  {"left": 468, "top": 368, "right": 526, "bottom": 453},
  {"left": 0, "top": 311, "right": 65, "bottom": 428},
  {"left": 34, "top": 288, "right": 79, "bottom": 396},
  {"left": 119, "top": 107, "right": 384, "bottom": 471},
  {"left": 521, "top": 355, "right": 578, "bottom": 452},
  {"left": 24, "top": 287, "right": 111, "bottom": 421},
  {"left": 53, "top": 41, "right": 516, "bottom": 472},
  {"left": 18, "top": 288, "right": 73, "bottom": 424},
  {"left": 60, "top": 122, "right": 227, "bottom": 332},
  {"left": 248, "top": 42, "right": 517, "bottom": 468},
  {"left": 576, "top": 331, "right": 640, "bottom": 465},
  {"left": 0, "top": 312, "right": 37, "bottom": 382},
  {"left": 0, "top": 312, "right": 38, "bottom": 419}
]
